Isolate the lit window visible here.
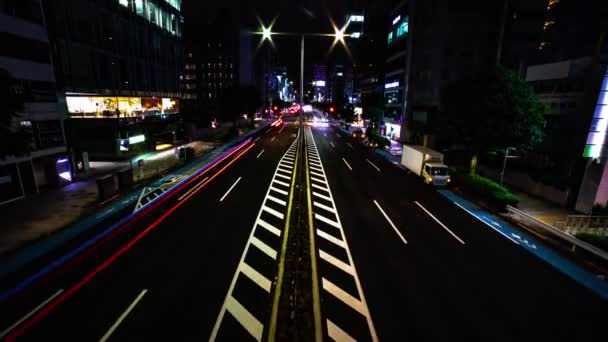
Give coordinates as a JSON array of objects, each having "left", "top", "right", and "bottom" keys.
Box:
[
  {"left": 543, "top": 20, "right": 555, "bottom": 30},
  {"left": 396, "top": 18, "right": 409, "bottom": 37},
  {"left": 387, "top": 31, "right": 393, "bottom": 44},
  {"left": 547, "top": 0, "right": 559, "bottom": 10}
]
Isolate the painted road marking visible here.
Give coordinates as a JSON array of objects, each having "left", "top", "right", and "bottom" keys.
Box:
[
  {"left": 211, "top": 137, "right": 298, "bottom": 341},
  {"left": 0, "top": 289, "right": 64, "bottom": 339},
  {"left": 263, "top": 205, "right": 284, "bottom": 219},
  {"left": 346, "top": 142, "right": 353, "bottom": 149},
  {"left": 309, "top": 165, "right": 323, "bottom": 172},
  {"left": 306, "top": 127, "right": 378, "bottom": 342},
  {"left": 327, "top": 319, "right": 356, "bottom": 342},
  {"left": 314, "top": 201, "right": 336, "bottom": 213},
  {"left": 270, "top": 186, "right": 288, "bottom": 196},
  {"left": 219, "top": 177, "right": 242, "bottom": 202},
  {"left": 317, "top": 229, "right": 346, "bottom": 248},
  {"left": 251, "top": 236, "right": 277, "bottom": 259},
  {"left": 256, "top": 149, "right": 265, "bottom": 158},
  {"left": 365, "top": 159, "right": 381, "bottom": 172},
  {"left": 254, "top": 137, "right": 261, "bottom": 142},
  {"left": 267, "top": 195, "right": 287, "bottom": 206},
  {"left": 320, "top": 249, "right": 354, "bottom": 275},
  {"left": 177, "top": 176, "right": 209, "bottom": 201},
  {"left": 275, "top": 173, "right": 291, "bottom": 181},
  {"left": 311, "top": 182, "right": 328, "bottom": 192},
  {"left": 315, "top": 213, "right": 340, "bottom": 228},
  {"left": 330, "top": 142, "right": 335, "bottom": 148},
  {"left": 225, "top": 296, "right": 263, "bottom": 341},
  {"left": 415, "top": 201, "right": 466, "bottom": 245},
  {"left": 373, "top": 200, "right": 408, "bottom": 245},
  {"left": 282, "top": 160, "right": 294, "bottom": 165},
  {"left": 278, "top": 125, "right": 286, "bottom": 133},
  {"left": 453, "top": 202, "right": 519, "bottom": 244},
  {"left": 322, "top": 278, "right": 365, "bottom": 315},
  {"left": 100, "top": 289, "right": 148, "bottom": 342},
  {"left": 310, "top": 170, "right": 324, "bottom": 178},
  {"left": 313, "top": 191, "right": 332, "bottom": 202},
  {"left": 271, "top": 137, "right": 276, "bottom": 142},
  {"left": 342, "top": 158, "right": 353, "bottom": 171},
  {"left": 324, "top": 133, "right": 327, "bottom": 137},
  {"left": 241, "top": 263, "right": 272, "bottom": 292},
  {"left": 265, "top": 129, "right": 272, "bottom": 134},
  {"left": 335, "top": 133, "right": 340, "bottom": 138}
]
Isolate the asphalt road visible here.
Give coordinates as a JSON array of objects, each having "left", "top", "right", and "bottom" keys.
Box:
[
  {"left": 306, "top": 125, "right": 606, "bottom": 342},
  {"left": 0, "top": 123, "right": 298, "bottom": 341},
  {"left": 1, "top": 121, "right": 606, "bottom": 341}
]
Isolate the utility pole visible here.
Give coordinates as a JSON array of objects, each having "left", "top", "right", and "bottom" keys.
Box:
[
  {"left": 500, "top": 147, "right": 510, "bottom": 185},
  {"left": 300, "top": 35, "right": 304, "bottom": 129}
]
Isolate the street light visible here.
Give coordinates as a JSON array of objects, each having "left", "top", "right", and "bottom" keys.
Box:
[{"left": 262, "top": 26, "right": 272, "bottom": 42}]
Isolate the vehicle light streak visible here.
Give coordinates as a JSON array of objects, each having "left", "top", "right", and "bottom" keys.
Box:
[
  {"left": 2, "top": 142, "right": 256, "bottom": 341},
  {"left": 0, "top": 138, "right": 252, "bottom": 304}
]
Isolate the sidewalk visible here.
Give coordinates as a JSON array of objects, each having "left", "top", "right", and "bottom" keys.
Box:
[
  {"left": 0, "top": 140, "right": 214, "bottom": 256},
  {"left": 512, "top": 190, "right": 575, "bottom": 228}
]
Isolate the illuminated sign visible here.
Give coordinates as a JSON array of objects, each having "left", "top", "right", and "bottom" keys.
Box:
[
  {"left": 129, "top": 134, "right": 146, "bottom": 144},
  {"left": 385, "top": 81, "right": 400, "bottom": 89},
  {"left": 583, "top": 72, "right": 608, "bottom": 159},
  {"left": 392, "top": 15, "right": 401, "bottom": 25},
  {"left": 396, "top": 17, "right": 409, "bottom": 37},
  {"left": 314, "top": 80, "right": 326, "bottom": 87},
  {"left": 351, "top": 32, "right": 361, "bottom": 38},
  {"left": 337, "top": 72, "right": 343, "bottom": 77},
  {"left": 388, "top": 31, "right": 393, "bottom": 44},
  {"left": 350, "top": 15, "right": 364, "bottom": 22}
]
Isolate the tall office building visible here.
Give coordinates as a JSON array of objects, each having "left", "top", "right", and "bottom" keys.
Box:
[
  {"left": 312, "top": 64, "right": 327, "bottom": 102},
  {"left": 43, "top": 0, "right": 184, "bottom": 160},
  {"left": 328, "top": 64, "right": 353, "bottom": 104},
  {"left": 1, "top": 0, "right": 67, "bottom": 205}
]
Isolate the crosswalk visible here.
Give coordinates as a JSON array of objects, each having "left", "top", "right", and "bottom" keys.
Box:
[
  {"left": 210, "top": 135, "right": 299, "bottom": 341},
  {"left": 304, "top": 127, "right": 378, "bottom": 342}
]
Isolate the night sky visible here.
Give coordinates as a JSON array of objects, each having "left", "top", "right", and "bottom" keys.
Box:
[{"left": 184, "top": 0, "right": 354, "bottom": 84}]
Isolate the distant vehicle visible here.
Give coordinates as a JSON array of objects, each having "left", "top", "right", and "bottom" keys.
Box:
[
  {"left": 352, "top": 129, "right": 365, "bottom": 139},
  {"left": 401, "top": 145, "right": 450, "bottom": 186}
]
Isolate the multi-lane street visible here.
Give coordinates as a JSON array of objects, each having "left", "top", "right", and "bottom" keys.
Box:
[{"left": 0, "top": 121, "right": 606, "bottom": 341}]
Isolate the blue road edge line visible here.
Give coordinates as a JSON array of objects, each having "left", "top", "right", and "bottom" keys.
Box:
[
  {"left": 438, "top": 189, "right": 608, "bottom": 300},
  {"left": 0, "top": 128, "right": 263, "bottom": 302}
]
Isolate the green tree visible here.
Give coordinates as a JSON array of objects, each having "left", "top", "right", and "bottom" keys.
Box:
[
  {"left": 0, "top": 69, "right": 31, "bottom": 159},
  {"left": 442, "top": 66, "right": 546, "bottom": 174},
  {"left": 361, "top": 92, "right": 384, "bottom": 135}
]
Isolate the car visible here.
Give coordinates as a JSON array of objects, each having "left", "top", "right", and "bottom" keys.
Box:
[{"left": 352, "top": 129, "right": 365, "bottom": 139}]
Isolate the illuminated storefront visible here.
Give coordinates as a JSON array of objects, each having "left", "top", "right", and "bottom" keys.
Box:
[{"left": 66, "top": 96, "right": 180, "bottom": 118}]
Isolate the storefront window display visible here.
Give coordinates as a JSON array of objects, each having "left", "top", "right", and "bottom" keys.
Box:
[{"left": 67, "top": 96, "right": 180, "bottom": 118}]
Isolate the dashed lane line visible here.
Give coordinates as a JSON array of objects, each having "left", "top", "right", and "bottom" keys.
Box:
[
  {"left": 219, "top": 177, "right": 242, "bottom": 202},
  {"left": 177, "top": 176, "right": 209, "bottom": 201},
  {"left": 342, "top": 158, "right": 353, "bottom": 171},
  {"left": 373, "top": 200, "right": 408, "bottom": 245},
  {"left": 100, "top": 289, "right": 148, "bottom": 342},
  {"left": 256, "top": 149, "right": 265, "bottom": 158},
  {"left": 415, "top": 201, "right": 466, "bottom": 244},
  {"left": 0, "top": 289, "right": 64, "bottom": 339},
  {"left": 365, "top": 159, "right": 381, "bottom": 172}
]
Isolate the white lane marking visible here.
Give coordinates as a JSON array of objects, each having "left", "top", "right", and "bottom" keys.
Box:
[
  {"left": 327, "top": 319, "right": 356, "bottom": 342},
  {"left": 365, "top": 159, "right": 381, "bottom": 172},
  {"left": 225, "top": 296, "right": 263, "bottom": 341},
  {"left": 315, "top": 213, "right": 340, "bottom": 229},
  {"left": 373, "top": 200, "right": 408, "bottom": 245},
  {"left": 178, "top": 176, "right": 209, "bottom": 201},
  {"left": 241, "top": 263, "right": 272, "bottom": 292},
  {"left": 311, "top": 182, "right": 328, "bottom": 192},
  {"left": 211, "top": 138, "right": 297, "bottom": 342},
  {"left": 278, "top": 125, "right": 286, "bottom": 133},
  {"left": 335, "top": 133, "right": 340, "bottom": 138},
  {"left": 219, "top": 177, "right": 242, "bottom": 202},
  {"left": 271, "top": 137, "right": 276, "bottom": 142},
  {"left": 282, "top": 160, "right": 294, "bottom": 165},
  {"left": 270, "top": 186, "right": 288, "bottom": 196},
  {"left": 254, "top": 137, "right": 261, "bottom": 142},
  {"left": 306, "top": 127, "right": 377, "bottom": 342},
  {"left": 267, "top": 194, "right": 287, "bottom": 206},
  {"left": 263, "top": 205, "right": 285, "bottom": 219},
  {"left": 453, "top": 202, "right": 520, "bottom": 245},
  {"left": 342, "top": 158, "right": 353, "bottom": 171},
  {"left": 313, "top": 191, "right": 332, "bottom": 202},
  {"left": 322, "top": 278, "right": 365, "bottom": 315},
  {"left": 310, "top": 177, "right": 327, "bottom": 185},
  {"left": 314, "top": 201, "right": 336, "bottom": 213},
  {"left": 0, "top": 289, "right": 64, "bottom": 339},
  {"left": 309, "top": 165, "right": 323, "bottom": 172},
  {"left": 415, "top": 201, "right": 466, "bottom": 245},
  {"left": 277, "top": 168, "right": 292, "bottom": 175},
  {"left": 257, "top": 219, "right": 281, "bottom": 237},
  {"left": 346, "top": 142, "right": 353, "bottom": 149},
  {"left": 251, "top": 236, "right": 277, "bottom": 259},
  {"left": 100, "top": 289, "right": 148, "bottom": 342},
  {"left": 265, "top": 128, "right": 272, "bottom": 134},
  {"left": 319, "top": 249, "right": 354, "bottom": 275},
  {"left": 256, "top": 149, "right": 265, "bottom": 158},
  {"left": 310, "top": 170, "right": 324, "bottom": 178},
  {"left": 273, "top": 179, "right": 291, "bottom": 188},
  {"left": 330, "top": 142, "right": 335, "bottom": 148},
  {"left": 275, "top": 173, "right": 291, "bottom": 181},
  {"left": 317, "top": 229, "right": 346, "bottom": 248},
  {"left": 324, "top": 133, "right": 327, "bottom": 137},
  {"left": 278, "top": 166, "right": 293, "bottom": 173},
  {"left": 283, "top": 156, "right": 295, "bottom": 161}
]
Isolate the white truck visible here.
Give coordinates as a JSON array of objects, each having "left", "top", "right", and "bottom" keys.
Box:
[{"left": 401, "top": 145, "right": 451, "bottom": 186}]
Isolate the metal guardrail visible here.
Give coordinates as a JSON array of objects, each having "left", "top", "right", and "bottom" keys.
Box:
[
  {"left": 563, "top": 215, "right": 608, "bottom": 237},
  {"left": 506, "top": 205, "right": 608, "bottom": 262}
]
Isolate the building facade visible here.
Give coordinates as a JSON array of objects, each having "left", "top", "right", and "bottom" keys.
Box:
[
  {"left": 312, "top": 64, "right": 327, "bottom": 102},
  {"left": 43, "top": 0, "right": 184, "bottom": 161},
  {"left": 328, "top": 64, "right": 353, "bottom": 104},
  {"left": 1, "top": 0, "right": 68, "bottom": 204}
]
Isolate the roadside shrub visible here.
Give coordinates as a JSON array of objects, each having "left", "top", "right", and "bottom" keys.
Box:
[{"left": 452, "top": 170, "right": 519, "bottom": 211}]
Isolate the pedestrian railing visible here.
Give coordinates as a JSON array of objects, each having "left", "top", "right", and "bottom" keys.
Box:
[
  {"left": 506, "top": 205, "right": 608, "bottom": 262},
  {"left": 563, "top": 215, "right": 608, "bottom": 237}
]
